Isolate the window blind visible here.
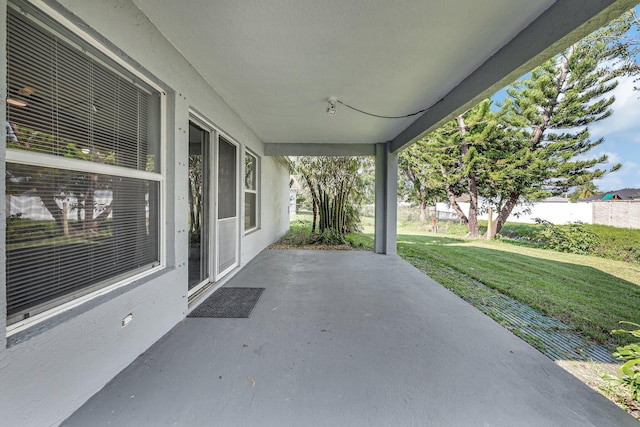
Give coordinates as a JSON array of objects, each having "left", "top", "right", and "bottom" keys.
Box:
[
  {"left": 6, "top": 8, "right": 157, "bottom": 171},
  {"left": 5, "top": 4, "right": 161, "bottom": 324}
]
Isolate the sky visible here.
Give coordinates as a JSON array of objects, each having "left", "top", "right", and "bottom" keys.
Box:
[{"left": 588, "top": 75, "right": 640, "bottom": 191}]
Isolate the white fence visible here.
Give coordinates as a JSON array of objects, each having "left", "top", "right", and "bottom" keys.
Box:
[
  {"left": 593, "top": 200, "right": 640, "bottom": 229},
  {"left": 365, "top": 199, "right": 639, "bottom": 229},
  {"left": 6, "top": 192, "right": 114, "bottom": 221},
  {"left": 434, "top": 201, "right": 593, "bottom": 225}
]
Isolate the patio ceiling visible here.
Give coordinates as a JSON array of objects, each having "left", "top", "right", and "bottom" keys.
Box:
[{"left": 132, "top": 0, "right": 636, "bottom": 154}]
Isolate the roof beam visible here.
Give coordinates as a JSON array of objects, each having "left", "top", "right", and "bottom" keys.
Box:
[
  {"left": 390, "top": 0, "right": 637, "bottom": 153},
  {"left": 264, "top": 143, "right": 376, "bottom": 157}
]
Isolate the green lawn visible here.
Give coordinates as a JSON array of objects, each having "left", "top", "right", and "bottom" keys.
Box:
[
  {"left": 288, "top": 213, "right": 640, "bottom": 349},
  {"left": 394, "top": 233, "right": 640, "bottom": 348}
]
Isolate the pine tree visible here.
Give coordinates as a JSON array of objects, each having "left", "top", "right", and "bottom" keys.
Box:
[
  {"left": 406, "top": 13, "right": 637, "bottom": 238},
  {"left": 398, "top": 141, "right": 446, "bottom": 223},
  {"left": 487, "top": 30, "right": 625, "bottom": 237},
  {"left": 413, "top": 100, "right": 499, "bottom": 236}
]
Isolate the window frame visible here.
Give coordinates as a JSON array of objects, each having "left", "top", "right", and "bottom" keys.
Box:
[
  {"left": 5, "top": 0, "right": 167, "bottom": 335},
  {"left": 244, "top": 149, "right": 260, "bottom": 234}
]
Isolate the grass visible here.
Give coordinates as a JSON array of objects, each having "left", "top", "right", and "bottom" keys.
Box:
[
  {"left": 6, "top": 218, "right": 114, "bottom": 250},
  {"left": 497, "top": 221, "right": 640, "bottom": 264},
  {"left": 395, "top": 233, "right": 640, "bottom": 348}
]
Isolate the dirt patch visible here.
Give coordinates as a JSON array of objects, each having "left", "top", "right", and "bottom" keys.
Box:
[
  {"left": 268, "top": 243, "right": 355, "bottom": 251},
  {"left": 555, "top": 360, "right": 640, "bottom": 419}
]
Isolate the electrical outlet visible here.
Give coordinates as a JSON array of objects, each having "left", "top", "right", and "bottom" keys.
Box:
[{"left": 121, "top": 313, "right": 133, "bottom": 328}]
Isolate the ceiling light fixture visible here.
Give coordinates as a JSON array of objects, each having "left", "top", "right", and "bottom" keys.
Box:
[
  {"left": 326, "top": 97, "right": 337, "bottom": 116},
  {"left": 6, "top": 98, "right": 28, "bottom": 108},
  {"left": 19, "top": 87, "right": 35, "bottom": 96}
]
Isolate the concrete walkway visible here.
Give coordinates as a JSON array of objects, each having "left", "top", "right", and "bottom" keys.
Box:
[{"left": 63, "top": 250, "right": 636, "bottom": 426}]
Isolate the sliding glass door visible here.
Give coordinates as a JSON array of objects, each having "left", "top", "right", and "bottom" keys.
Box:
[{"left": 188, "top": 122, "right": 210, "bottom": 290}]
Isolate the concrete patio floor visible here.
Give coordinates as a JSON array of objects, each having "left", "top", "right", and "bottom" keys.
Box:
[{"left": 63, "top": 249, "right": 636, "bottom": 426}]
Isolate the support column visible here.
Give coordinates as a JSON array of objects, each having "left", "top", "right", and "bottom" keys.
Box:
[{"left": 374, "top": 143, "right": 397, "bottom": 254}]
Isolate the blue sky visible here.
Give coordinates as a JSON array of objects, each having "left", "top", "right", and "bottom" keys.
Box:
[{"left": 588, "top": 75, "right": 640, "bottom": 191}]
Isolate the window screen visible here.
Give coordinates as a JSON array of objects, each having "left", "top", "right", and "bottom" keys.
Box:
[
  {"left": 244, "top": 151, "right": 258, "bottom": 231},
  {"left": 5, "top": 3, "right": 162, "bottom": 325},
  {"left": 218, "top": 137, "right": 237, "bottom": 220}
]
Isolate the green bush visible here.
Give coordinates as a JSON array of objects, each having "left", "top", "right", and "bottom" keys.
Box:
[
  {"left": 498, "top": 222, "right": 541, "bottom": 240},
  {"left": 344, "top": 204, "right": 362, "bottom": 233},
  {"left": 605, "top": 322, "right": 640, "bottom": 402},
  {"left": 589, "top": 224, "right": 640, "bottom": 264},
  {"left": 534, "top": 219, "right": 599, "bottom": 254},
  {"left": 497, "top": 222, "right": 640, "bottom": 264}
]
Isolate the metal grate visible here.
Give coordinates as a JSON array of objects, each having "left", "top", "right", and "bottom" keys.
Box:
[{"left": 468, "top": 292, "right": 615, "bottom": 363}]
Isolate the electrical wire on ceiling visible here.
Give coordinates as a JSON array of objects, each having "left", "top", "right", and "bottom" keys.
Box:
[{"left": 327, "top": 97, "right": 444, "bottom": 119}]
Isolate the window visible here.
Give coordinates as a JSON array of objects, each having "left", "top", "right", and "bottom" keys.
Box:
[
  {"left": 5, "top": 3, "right": 163, "bottom": 327},
  {"left": 244, "top": 151, "right": 259, "bottom": 232}
]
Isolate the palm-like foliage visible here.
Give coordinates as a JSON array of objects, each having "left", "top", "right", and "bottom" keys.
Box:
[{"left": 293, "top": 156, "right": 367, "bottom": 240}]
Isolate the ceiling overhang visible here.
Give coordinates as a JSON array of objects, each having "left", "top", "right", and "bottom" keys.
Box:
[{"left": 131, "top": 0, "right": 638, "bottom": 155}]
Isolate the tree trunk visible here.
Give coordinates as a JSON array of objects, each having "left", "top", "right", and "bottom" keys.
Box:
[
  {"left": 530, "top": 45, "right": 571, "bottom": 148},
  {"left": 457, "top": 114, "right": 479, "bottom": 237},
  {"left": 419, "top": 201, "right": 427, "bottom": 222},
  {"left": 493, "top": 192, "right": 520, "bottom": 236},
  {"left": 83, "top": 175, "right": 97, "bottom": 232},
  {"left": 440, "top": 164, "right": 469, "bottom": 226},
  {"left": 62, "top": 200, "right": 69, "bottom": 237},
  {"left": 319, "top": 188, "right": 330, "bottom": 233},
  {"left": 311, "top": 199, "right": 318, "bottom": 233},
  {"left": 91, "top": 204, "right": 113, "bottom": 232},
  {"left": 467, "top": 179, "right": 479, "bottom": 237},
  {"left": 34, "top": 184, "right": 65, "bottom": 232},
  {"left": 302, "top": 173, "right": 319, "bottom": 233}
]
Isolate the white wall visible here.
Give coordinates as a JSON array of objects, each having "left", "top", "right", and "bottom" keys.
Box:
[
  {"left": 242, "top": 157, "right": 291, "bottom": 264},
  {"left": 0, "top": 1, "right": 289, "bottom": 425},
  {"left": 593, "top": 201, "right": 640, "bottom": 229},
  {"left": 436, "top": 201, "right": 593, "bottom": 225}
]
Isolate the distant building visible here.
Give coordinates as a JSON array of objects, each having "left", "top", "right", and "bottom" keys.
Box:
[
  {"left": 579, "top": 188, "right": 640, "bottom": 202},
  {"left": 290, "top": 176, "right": 302, "bottom": 214}
]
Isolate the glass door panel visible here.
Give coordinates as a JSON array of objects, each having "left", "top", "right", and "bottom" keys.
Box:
[{"left": 188, "top": 122, "right": 210, "bottom": 289}]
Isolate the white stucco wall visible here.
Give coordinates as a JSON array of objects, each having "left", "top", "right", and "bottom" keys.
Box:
[
  {"left": 436, "top": 200, "right": 593, "bottom": 225},
  {"left": 0, "top": 1, "right": 289, "bottom": 425},
  {"left": 242, "top": 157, "right": 291, "bottom": 264},
  {"left": 505, "top": 201, "right": 592, "bottom": 224}
]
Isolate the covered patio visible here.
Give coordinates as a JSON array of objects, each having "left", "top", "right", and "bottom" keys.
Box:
[
  {"left": 3, "top": 1, "right": 640, "bottom": 425},
  {"left": 63, "top": 250, "right": 636, "bottom": 426}
]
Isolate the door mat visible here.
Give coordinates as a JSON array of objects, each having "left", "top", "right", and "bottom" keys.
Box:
[{"left": 188, "top": 287, "right": 265, "bottom": 318}]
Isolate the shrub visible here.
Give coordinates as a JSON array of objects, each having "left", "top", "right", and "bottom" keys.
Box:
[
  {"left": 343, "top": 204, "right": 362, "bottom": 233},
  {"left": 308, "top": 229, "right": 347, "bottom": 245},
  {"left": 534, "top": 219, "right": 599, "bottom": 254},
  {"left": 605, "top": 322, "right": 640, "bottom": 402}
]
